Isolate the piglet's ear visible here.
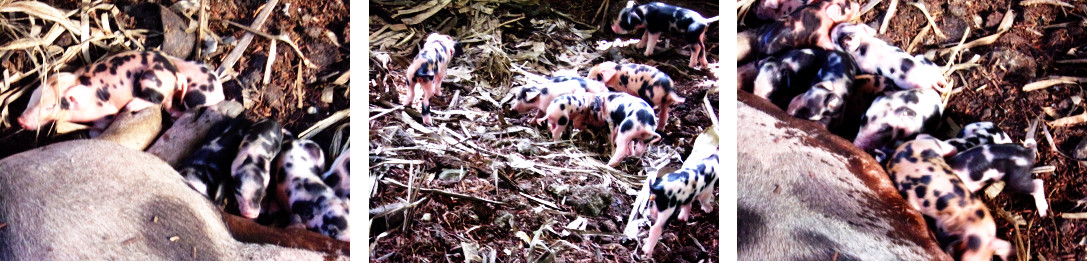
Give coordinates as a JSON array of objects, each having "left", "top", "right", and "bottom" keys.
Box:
[
  {"left": 301, "top": 141, "right": 326, "bottom": 170},
  {"left": 625, "top": 0, "right": 635, "bottom": 9}
]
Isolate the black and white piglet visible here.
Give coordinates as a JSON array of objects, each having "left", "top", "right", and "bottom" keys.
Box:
[
  {"left": 643, "top": 153, "right": 718, "bottom": 256},
  {"left": 178, "top": 117, "right": 252, "bottom": 202},
  {"left": 831, "top": 22, "right": 948, "bottom": 92},
  {"left": 231, "top": 118, "right": 285, "bottom": 219},
  {"left": 322, "top": 148, "right": 350, "bottom": 203},
  {"left": 945, "top": 122, "right": 1013, "bottom": 152},
  {"left": 276, "top": 139, "right": 350, "bottom": 241},
  {"left": 946, "top": 117, "right": 1048, "bottom": 217},
  {"left": 786, "top": 49, "right": 858, "bottom": 127},
  {"left": 853, "top": 88, "right": 943, "bottom": 157},
  {"left": 611, "top": 1, "right": 719, "bottom": 68},
  {"left": 752, "top": 48, "right": 829, "bottom": 109}
]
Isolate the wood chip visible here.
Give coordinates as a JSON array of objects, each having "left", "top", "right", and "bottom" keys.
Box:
[{"left": 1023, "top": 76, "right": 1087, "bottom": 92}]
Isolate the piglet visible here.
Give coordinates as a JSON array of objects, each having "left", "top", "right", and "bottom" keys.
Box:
[
  {"left": 179, "top": 117, "right": 252, "bottom": 201},
  {"left": 945, "top": 121, "right": 1013, "bottom": 152},
  {"left": 18, "top": 50, "right": 224, "bottom": 133},
  {"left": 947, "top": 116, "right": 1048, "bottom": 217},
  {"left": 404, "top": 33, "right": 459, "bottom": 125},
  {"left": 611, "top": 1, "right": 719, "bottom": 68},
  {"left": 752, "top": 48, "right": 829, "bottom": 109},
  {"left": 587, "top": 62, "right": 685, "bottom": 130},
  {"left": 831, "top": 22, "right": 948, "bottom": 92},
  {"left": 536, "top": 93, "right": 607, "bottom": 141},
  {"left": 886, "top": 134, "right": 1012, "bottom": 260},
  {"left": 322, "top": 148, "right": 350, "bottom": 203},
  {"left": 601, "top": 92, "right": 662, "bottom": 167},
  {"left": 786, "top": 50, "right": 858, "bottom": 127},
  {"left": 853, "top": 88, "right": 943, "bottom": 155},
  {"left": 643, "top": 154, "right": 718, "bottom": 257},
  {"left": 754, "top": 0, "right": 809, "bottom": 20},
  {"left": 276, "top": 139, "right": 350, "bottom": 241},
  {"left": 510, "top": 76, "right": 606, "bottom": 124},
  {"left": 738, "top": 0, "right": 859, "bottom": 63},
  {"left": 230, "top": 118, "right": 285, "bottom": 219}
]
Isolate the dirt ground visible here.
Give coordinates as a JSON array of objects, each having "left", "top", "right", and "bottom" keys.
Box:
[
  {"left": 741, "top": 0, "right": 1087, "bottom": 260},
  {"left": 368, "top": 0, "right": 719, "bottom": 262}
]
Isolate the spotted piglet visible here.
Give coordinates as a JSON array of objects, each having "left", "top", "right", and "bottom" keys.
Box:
[
  {"left": 752, "top": 48, "right": 829, "bottom": 109},
  {"left": 230, "top": 119, "right": 285, "bottom": 219},
  {"left": 853, "top": 88, "right": 943, "bottom": 157},
  {"left": 643, "top": 154, "right": 718, "bottom": 257},
  {"left": 404, "top": 33, "right": 460, "bottom": 125},
  {"left": 321, "top": 148, "right": 350, "bottom": 203},
  {"left": 601, "top": 92, "right": 662, "bottom": 167},
  {"left": 18, "top": 50, "right": 225, "bottom": 133},
  {"left": 947, "top": 117, "right": 1048, "bottom": 217},
  {"left": 536, "top": 93, "right": 607, "bottom": 141},
  {"left": 831, "top": 22, "right": 948, "bottom": 92},
  {"left": 587, "top": 62, "right": 684, "bottom": 130},
  {"left": 754, "top": 0, "right": 810, "bottom": 20},
  {"left": 786, "top": 50, "right": 858, "bottom": 127},
  {"left": 276, "top": 139, "right": 350, "bottom": 241},
  {"left": 510, "top": 76, "right": 607, "bottom": 124},
  {"left": 945, "top": 122, "right": 1013, "bottom": 152},
  {"left": 739, "top": 0, "right": 858, "bottom": 62},
  {"left": 611, "top": 1, "right": 719, "bottom": 68},
  {"left": 178, "top": 117, "right": 252, "bottom": 201},
  {"left": 886, "top": 134, "right": 1012, "bottom": 260}
]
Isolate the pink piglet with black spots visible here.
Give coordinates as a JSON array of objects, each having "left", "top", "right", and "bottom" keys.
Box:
[
  {"left": 275, "top": 139, "right": 350, "bottom": 241},
  {"left": 601, "top": 92, "right": 661, "bottom": 167},
  {"left": 404, "top": 33, "right": 460, "bottom": 125},
  {"left": 510, "top": 75, "right": 607, "bottom": 124},
  {"left": 587, "top": 62, "right": 684, "bottom": 131}
]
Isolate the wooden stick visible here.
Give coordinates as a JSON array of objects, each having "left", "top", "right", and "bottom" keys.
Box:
[
  {"left": 1023, "top": 76, "right": 1087, "bottom": 92},
  {"left": 878, "top": 0, "right": 899, "bottom": 35},
  {"left": 382, "top": 178, "right": 507, "bottom": 205},
  {"left": 217, "top": 0, "right": 277, "bottom": 75}
]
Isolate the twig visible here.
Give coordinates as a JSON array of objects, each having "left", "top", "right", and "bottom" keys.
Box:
[
  {"left": 519, "top": 192, "right": 559, "bottom": 210},
  {"left": 1063, "top": 212, "right": 1087, "bottom": 219},
  {"left": 1020, "top": 0, "right": 1074, "bottom": 8},
  {"left": 906, "top": 23, "right": 931, "bottom": 54},
  {"left": 382, "top": 178, "right": 507, "bottom": 205},
  {"left": 217, "top": 0, "right": 278, "bottom": 75},
  {"left": 1023, "top": 76, "right": 1087, "bottom": 92},
  {"left": 878, "top": 0, "right": 899, "bottom": 35},
  {"left": 298, "top": 108, "right": 350, "bottom": 139},
  {"left": 906, "top": 1, "right": 946, "bottom": 39},
  {"left": 1056, "top": 59, "right": 1087, "bottom": 64},
  {"left": 220, "top": 19, "right": 317, "bottom": 68}
]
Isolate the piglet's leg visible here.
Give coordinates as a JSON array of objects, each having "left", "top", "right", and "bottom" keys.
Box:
[
  {"left": 420, "top": 81, "right": 434, "bottom": 125},
  {"left": 1032, "top": 179, "right": 1050, "bottom": 217},
  {"left": 636, "top": 30, "right": 649, "bottom": 49},
  {"left": 657, "top": 107, "right": 670, "bottom": 131},
  {"left": 677, "top": 204, "right": 692, "bottom": 221},
  {"left": 404, "top": 80, "right": 416, "bottom": 106},
  {"left": 642, "top": 207, "right": 673, "bottom": 257},
  {"left": 644, "top": 33, "right": 661, "bottom": 56},
  {"left": 607, "top": 133, "right": 634, "bottom": 166},
  {"left": 549, "top": 120, "right": 566, "bottom": 142},
  {"left": 697, "top": 188, "right": 716, "bottom": 213}
]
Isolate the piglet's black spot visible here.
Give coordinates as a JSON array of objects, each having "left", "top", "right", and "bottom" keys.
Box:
[
  {"left": 96, "top": 87, "right": 111, "bottom": 102},
  {"left": 79, "top": 75, "right": 92, "bottom": 86},
  {"left": 900, "top": 59, "right": 915, "bottom": 73},
  {"left": 94, "top": 64, "right": 108, "bottom": 73},
  {"left": 59, "top": 98, "right": 70, "bottom": 110},
  {"left": 619, "top": 120, "right": 634, "bottom": 133},
  {"left": 966, "top": 235, "right": 981, "bottom": 250},
  {"left": 557, "top": 116, "right": 568, "bottom": 126}
]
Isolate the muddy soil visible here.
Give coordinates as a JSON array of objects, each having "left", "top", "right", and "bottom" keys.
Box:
[
  {"left": 368, "top": 0, "right": 720, "bottom": 262},
  {"left": 742, "top": 0, "right": 1087, "bottom": 260}
]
